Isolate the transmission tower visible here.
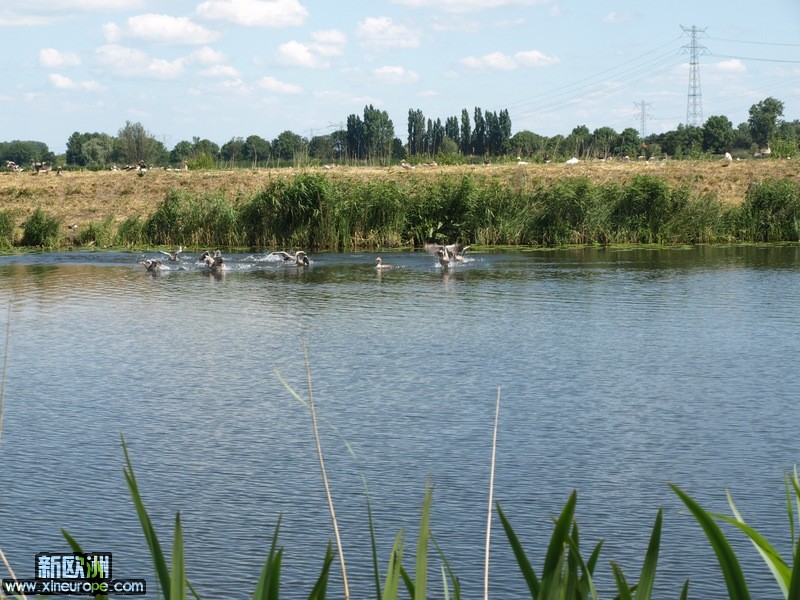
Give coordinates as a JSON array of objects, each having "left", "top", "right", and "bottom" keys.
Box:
[
  {"left": 633, "top": 101, "right": 653, "bottom": 138},
  {"left": 680, "top": 25, "right": 709, "bottom": 127}
]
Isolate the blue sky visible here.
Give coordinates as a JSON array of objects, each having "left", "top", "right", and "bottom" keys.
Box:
[{"left": 1, "top": 0, "right": 799, "bottom": 153}]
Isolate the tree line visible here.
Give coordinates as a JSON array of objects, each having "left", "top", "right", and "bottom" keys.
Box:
[{"left": 1, "top": 97, "right": 796, "bottom": 170}]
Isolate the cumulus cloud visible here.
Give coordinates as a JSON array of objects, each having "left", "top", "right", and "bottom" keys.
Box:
[
  {"left": 603, "top": 12, "right": 636, "bottom": 24},
  {"left": 48, "top": 73, "right": 103, "bottom": 91},
  {"left": 2, "top": 0, "right": 147, "bottom": 24},
  {"left": 714, "top": 58, "right": 746, "bottom": 73},
  {"left": 256, "top": 76, "right": 302, "bottom": 94},
  {"left": 39, "top": 48, "right": 81, "bottom": 68},
  {"left": 275, "top": 40, "right": 328, "bottom": 68},
  {"left": 309, "top": 29, "right": 346, "bottom": 56},
  {"left": 187, "top": 46, "right": 226, "bottom": 65},
  {"left": 199, "top": 64, "right": 241, "bottom": 78},
  {"left": 460, "top": 49, "right": 558, "bottom": 70},
  {"left": 373, "top": 65, "right": 420, "bottom": 84},
  {"left": 95, "top": 44, "right": 185, "bottom": 79},
  {"left": 356, "top": 17, "right": 420, "bottom": 51},
  {"left": 391, "top": 0, "right": 548, "bottom": 14},
  {"left": 195, "top": 0, "right": 308, "bottom": 27},
  {"left": 102, "top": 14, "right": 219, "bottom": 45}
]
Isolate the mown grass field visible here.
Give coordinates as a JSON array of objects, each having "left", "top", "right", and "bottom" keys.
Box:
[{"left": 1, "top": 159, "right": 797, "bottom": 227}]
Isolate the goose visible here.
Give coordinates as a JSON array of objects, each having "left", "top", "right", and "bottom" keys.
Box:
[
  {"left": 436, "top": 247, "right": 451, "bottom": 269},
  {"left": 424, "top": 243, "right": 470, "bottom": 262},
  {"left": 202, "top": 250, "right": 226, "bottom": 271},
  {"left": 723, "top": 152, "right": 733, "bottom": 166},
  {"left": 270, "top": 250, "right": 310, "bottom": 266},
  {"left": 139, "top": 259, "right": 162, "bottom": 272},
  {"left": 375, "top": 256, "right": 393, "bottom": 270},
  {"left": 159, "top": 246, "right": 183, "bottom": 261}
]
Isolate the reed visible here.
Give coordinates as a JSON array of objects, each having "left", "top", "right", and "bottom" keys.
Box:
[
  {"left": 74, "top": 216, "right": 116, "bottom": 247},
  {"left": 0, "top": 212, "right": 15, "bottom": 248},
  {"left": 20, "top": 208, "right": 61, "bottom": 248},
  {"left": 737, "top": 178, "right": 800, "bottom": 242}
]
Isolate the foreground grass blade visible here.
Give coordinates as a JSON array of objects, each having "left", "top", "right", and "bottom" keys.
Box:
[
  {"left": 121, "top": 434, "right": 171, "bottom": 598},
  {"left": 719, "top": 491, "right": 790, "bottom": 597},
  {"left": 610, "top": 561, "right": 633, "bottom": 600},
  {"left": 635, "top": 508, "right": 663, "bottom": 600},
  {"left": 541, "top": 490, "right": 578, "bottom": 590},
  {"left": 252, "top": 516, "right": 283, "bottom": 600},
  {"left": 59, "top": 530, "right": 110, "bottom": 600},
  {"left": 170, "top": 513, "right": 187, "bottom": 600},
  {"left": 495, "top": 502, "right": 539, "bottom": 598},
  {"left": 484, "top": 389, "right": 501, "bottom": 600},
  {"left": 670, "top": 484, "right": 751, "bottom": 600},
  {"left": 308, "top": 542, "right": 334, "bottom": 600},
  {"left": 414, "top": 482, "right": 433, "bottom": 600},
  {"left": 381, "top": 532, "right": 404, "bottom": 600},
  {"left": 431, "top": 533, "right": 461, "bottom": 599},
  {"left": 0, "top": 304, "right": 10, "bottom": 447}
]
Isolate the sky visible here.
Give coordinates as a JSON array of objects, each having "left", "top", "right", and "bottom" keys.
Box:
[{"left": 1, "top": 0, "right": 799, "bottom": 154}]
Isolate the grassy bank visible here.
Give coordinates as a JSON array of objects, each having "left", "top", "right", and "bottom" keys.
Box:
[{"left": 1, "top": 160, "right": 799, "bottom": 250}]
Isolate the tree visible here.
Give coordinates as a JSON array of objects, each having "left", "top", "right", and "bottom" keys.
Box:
[
  {"left": 702, "top": 115, "right": 734, "bottom": 153},
  {"left": 510, "top": 130, "right": 543, "bottom": 158},
  {"left": 81, "top": 134, "right": 115, "bottom": 167},
  {"left": 615, "top": 127, "right": 641, "bottom": 158},
  {"left": 170, "top": 140, "right": 194, "bottom": 164},
  {"left": 271, "top": 130, "right": 308, "bottom": 161},
  {"left": 591, "top": 127, "right": 618, "bottom": 158},
  {"left": 444, "top": 116, "right": 460, "bottom": 148},
  {"left": 472, "top": 107, "right": 486, "bottom": 156},
  {"left": 407, "top": 109, "right": 425, "bottom": 156},
  {"left": 0, "top": 140, "right": 53, "bottom": 165},
  {"left": 460, "top": 108, "right": 472, "bottom": 155},
  {"left": 748, "top": 97, "right": 784, "bottom": 148},
  {"left": 363, "top": 105, "right": 394, "bottom": 165},
  {"left": 345, "top": 113, "right": 365, "bottom": 160},
  {"left": 308, "top": 135, "right": 334, "bottom": 162},
  {"left": 115, "top": 121, "right": 166, "bottom": 165},
  {"left": 566, "top": 125, "right": 590, "bottom": 158},
  {"left": 65, "top": 132, "right": 94, "bottom": 166},
  {"left": 220, "top": 136, "right": 245, "bottom": 165},
  {"left": 243, "top": 135, "right": 270, "bottom": 165}
]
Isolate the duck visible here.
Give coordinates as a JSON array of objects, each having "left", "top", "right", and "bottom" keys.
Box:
[
  {"left": 139, "top": 259, "right": 162, "bottom": 272},
  {"left": 375, "top": 256, "right": 393, "bottom": 270},
  {"left": 270, "top": 250, "right": 310, "bottom": 266},
  {"left": 159, "top": 245, "right": 183, "bottom": 261}
]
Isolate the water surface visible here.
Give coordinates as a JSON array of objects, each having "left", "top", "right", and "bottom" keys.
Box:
[{"left": 1, "top": 246, "right": 799, "bottom": 598}]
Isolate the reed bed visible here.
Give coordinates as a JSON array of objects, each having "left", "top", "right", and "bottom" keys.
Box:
[{"left": 0, "top": 160, "right": 799, "bottom": 250}]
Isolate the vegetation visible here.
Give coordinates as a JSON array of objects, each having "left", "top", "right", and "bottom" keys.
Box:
[{"left": 0, "top": 162, "right": 799, "bottom": 250}]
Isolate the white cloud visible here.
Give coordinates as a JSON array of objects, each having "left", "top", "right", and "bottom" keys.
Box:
[
  {"left": 39, "top": 48, "right": 81, "bottom": 68},
  {"left": 188, "top": 46, "right": 226, "bottom": 66},
  {"left": 373, "top": 65, "right": 420, "bottom": 84},
  {"left": 275, "top": 40, "right": 328, "bottom": 68},
  {"left": 418, "top": 89, "right": 439, "bottom": 97},
  {"left": 199, "top": 65, "right": 241, "bottom": 78},
  {"left": 95, "top": 44, "right": 185, "bottom": 79},
  {"left": 2, "top": 0, "right": 147, "bottom": 24},
  {"left": 256, "top": 76, "right": 302, "bottom": 94},
  {"left": 548, "top": 4, "right": 562, "bottom": 17},
  {"left": 309, "top": 29, "right": 346, "bottom": 57},
  {"left": 603, "top": 12, "right": 636, "bottom": 24},
  {"left": 391, "top": 0, "right": 548, "bottom": 14},
  {"left": 714, "top": 59, "right": 746, "bottom": 73},
  {"left": 515, "top": 49, "right": 559, "bottom": 67},
  {"left": 102, "top": 14, "right": 219, "bottom": 45},
  {"left": 461, "top": 49, "right": 558, "bottom": 70},
  {"left": 356, "top": 17, "right": 420, "bottom": 51},
  {"left": 195, "top": 0, "right": 308, "bottom": 27},
  {"left": 48, "top": 73, "right": 103, "bottom": 91}
]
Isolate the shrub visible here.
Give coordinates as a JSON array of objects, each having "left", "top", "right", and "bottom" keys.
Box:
[{"left": 21, "top": 208, "right": 61, "bottom": 247}]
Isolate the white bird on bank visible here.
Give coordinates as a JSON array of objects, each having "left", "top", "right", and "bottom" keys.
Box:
[
  {"left": 159, "top": 245, "right": 183, "bottom": 261},
  {"left": 723, "top": 152, "right": 733, "bottom": 166},
  {"left": 270, "top": 250, "right": 310, "bottom": 266}
]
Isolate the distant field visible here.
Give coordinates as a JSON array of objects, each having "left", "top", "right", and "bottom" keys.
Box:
[{"left": 1, "top": 159, "right": 797, "bottom": 227}]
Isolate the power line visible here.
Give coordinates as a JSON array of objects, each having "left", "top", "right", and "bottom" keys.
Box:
[
  {"left": 710, "top": 53, "right": 800, "bottom": 64},
  {"left": 707, "top": 36, "right": 800, "bottom": 47},
  {"left": 633, "top": 101, "right": 654, "bottom": 137}
]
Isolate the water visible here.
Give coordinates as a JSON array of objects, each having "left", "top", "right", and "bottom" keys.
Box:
[{"left": 1, "top": 246, "right": 798, "bottom": 598}]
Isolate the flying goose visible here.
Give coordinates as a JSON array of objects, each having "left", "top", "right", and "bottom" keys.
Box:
[
  {"left": 139, "top": 259, "right": 163, "bottom": 272},
  {"left": 270, "top": 250, "right": 310, "bottom": 266},
  {"left": 159, "top": 245, "right": 183, "bottom": 261},
  {"left": 202, "top": 250, "right": 226, "bottom": 271},
  {"left": 425, "top": 243, "right": 471, "bottom": 262}
]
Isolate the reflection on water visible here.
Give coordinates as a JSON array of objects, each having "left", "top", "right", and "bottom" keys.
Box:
[{"left": 0, "top": 246, "right": 799, "bottom": 598}]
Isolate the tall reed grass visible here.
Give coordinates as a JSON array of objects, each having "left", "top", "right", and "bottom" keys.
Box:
[{"left": 8, "top": 174, "right": 800, "bottom": 250}]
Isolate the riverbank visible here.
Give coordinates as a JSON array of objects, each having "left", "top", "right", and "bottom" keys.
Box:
[{"left": 1, "top": 159, "right": 798, "bottom": 249}]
